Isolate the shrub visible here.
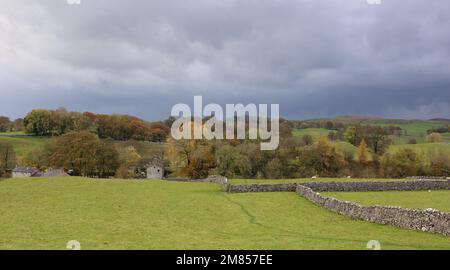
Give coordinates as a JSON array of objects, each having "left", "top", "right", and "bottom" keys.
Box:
[
  {"left": 426, "top": 133, "right": 442, "bottom": 143},
  {"left": 408, "top": 138, "right": 417, "bottom": 144},
  {"left": 380, "top": 148, "right": 426, "bottom": 178}
]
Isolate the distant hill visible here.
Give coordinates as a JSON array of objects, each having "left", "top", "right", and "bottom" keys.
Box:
[{"left": 429, "top": 118, "right": 450, "bottom": 122}]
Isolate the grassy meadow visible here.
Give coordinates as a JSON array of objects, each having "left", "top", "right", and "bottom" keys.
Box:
[
  {"left": 292, "top": 128, "right": 331, "bottom": 140},
  {"left": 325, "top": 190, "right": 450, "bottom": 212},
  {"left": 0, "top": 134, "right": 49, "bottom": 157},
  {"left": 1, "top": 177, "right": 450, "bottom": 250},
  {"left": 293, "top": 122, "right": 450, "bottom": 160},
  {"left": 1, "top": 119, "right": 449, "bottom": 250}
]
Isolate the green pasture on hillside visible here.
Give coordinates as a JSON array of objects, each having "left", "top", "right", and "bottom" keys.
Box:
[{"left": 1, "top": 177, "right": 449, "bottom": 249}]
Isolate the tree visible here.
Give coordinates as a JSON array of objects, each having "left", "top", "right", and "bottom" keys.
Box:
[
  {"left": 293, "top": 137, "right": 346, "bottom": 177},
  {"left": 279, "top": 122, "right": 293, "bottom": 139},
  {"left": 380, "top": 148, "right": 425, "bottom": 178},
  {"left": 426, "top": 132, "right": 442, "bottom": 143},
  {"left": 12, "top": 118, "right": 25, "bottom": 132},
  {"left": 428, "top": 149, "right": 450, "bottom": 177},
  {"left": 149, "top": 122, "right": 170, "bottom": 142},
  {"left": 94, "top": 139, "right": 121, "bottom": 178},
  {"left": 24, "top": 109, "right": 53, "bottom": 136},
  {"left": 366, "top": 126, "right": 390, "bottom": 155},
  {"left": 19, "top": 147, "right": 49, "bottom": 170},
  {"left": 115, "top": 146, "right": 142, "bottom": 179},
  {"left": 215, "top": 145, "right": 239, "bottom": 177},
  {"left": 184, "top": 148, "right": 215, "bottom": 179},
  {"left": 0, "top": 142, "right": 16, "bottom": 176},
  {"left": 264, "top": 158, "right": 284, "bottom": 179},
  {"left": 344, "top": 126, "right": 358, "bottom": 145},
  {"left": 0, "top": 116, "right": 11, "bottom": 132},
  {"left": 357, "top": 140, "right": 369, "bottom": 165},
  {"left": 408, "top": 138, "right": 417, "bottom": 144},
  {"left": 46, "top": 131, "right": 119, "bottom": 177},
  {"left": 301, "top": 134, "right": 314, "bottom": 145}
]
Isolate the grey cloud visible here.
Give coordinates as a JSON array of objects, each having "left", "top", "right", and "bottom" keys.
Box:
[{"left": 0, "top": 0, "right": 449, "bottom": 120}]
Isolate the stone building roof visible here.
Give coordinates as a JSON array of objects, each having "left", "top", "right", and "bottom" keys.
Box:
[
  {"left": 41, "top": 168, "right": 69, "bottom": 177},
  {"left": 146, "top": 158, "right": 165, "bottom": 168},
  {"left": 12, "top": 166, "right": 41, "bottom": 176}
]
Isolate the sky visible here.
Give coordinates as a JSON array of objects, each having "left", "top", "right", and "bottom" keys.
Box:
[{"left": 0, "top": 0, "right": 449, "bottom": 121}]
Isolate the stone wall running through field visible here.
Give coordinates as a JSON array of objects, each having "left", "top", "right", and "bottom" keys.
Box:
[
  {"left": 223, "top": 183, "right": 297, "bottom": 193},
  {"left": 296, "top": 184, "right": 450, "bottom": 236},
  {"left": 302, "top": 180, "right": 450, "bottom": 192},
  {"left": 223, "top": 179, "right": 450, "bottom": 236},
  {"left": 224, "top": 179, "right": 450, "bottom": 193},
  {"left": 165, "top": 176, "right": 229, "bottom": 185}
]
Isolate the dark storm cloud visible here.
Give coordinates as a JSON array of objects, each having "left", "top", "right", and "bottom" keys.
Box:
[{"left": 0, "top": 0, "right": 449, "bottom": 120}]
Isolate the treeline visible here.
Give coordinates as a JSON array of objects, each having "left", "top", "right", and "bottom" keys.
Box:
[
  {"left": 322, "top": 125, "right": 395, "bottom": 155},
  {"left": 291, "top": 120, "right": 345, "bottom": 130},
  {"left": 20, "top": 131, "right": 119, "bottom": 178},
  {"left": 0, "top": 116, "right": 24, "bottom": 132},
  {"left": 23, "top": 108, "right": 170, "bottom": 142},
  {"left": 293, "top": 119, "right": 404, "bottom": 137},
  {"left": 165, "top": 121, "right": 449, "bottom": 179},
  {"left": 165, "top": 133, "right": 450, "bottom": 179},
  {"left": 5, "top": 129, "right": 450, "bottom": 180},
  {"left": 19, "top": 131, "right": 163, "bottom": 178},
  {"left": 427, "top": 125, "right": 450, "bottom": 134}
]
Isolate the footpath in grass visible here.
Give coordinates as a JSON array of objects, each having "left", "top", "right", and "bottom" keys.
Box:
[{"left": 0, "top": 177, "right": 450, "bottom": 249}]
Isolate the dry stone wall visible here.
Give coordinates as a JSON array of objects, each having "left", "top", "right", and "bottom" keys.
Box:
[
  {"left": 302, "top": 180, "right": 450, "bottom": 192},
  {"left": 223, "top": 183, "right": 297, "bottom": 193},
  {"left": 165, "top": 176, "right": 228, "bottom": 185},
  {"left": 223, "top": 179, "right": 450, "bottom": 236},
  {"left": 296, "top": 185, "right": 450, "bottom": 236},
  {"left": 223, "top": 180, "right": 450, "bottom": 193}
]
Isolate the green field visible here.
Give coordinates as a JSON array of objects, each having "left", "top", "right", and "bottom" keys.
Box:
[
  {"left": 1, "top": 177, "right": 450, "bottom": 250},
  {"left": 0, "top": 135, "right": 49, "bottom": 157},
  {"left": 325, "top": 190, "right": 450, "bottom": 212},
  {"left": 293, "top": 119, "right": 450, "bottom": 145},
  {"left": 293, "top": 128, "right": 330, "bottom": 140},
  {"left": 357, "top": 119, "right": 450, "bottom": 144}
]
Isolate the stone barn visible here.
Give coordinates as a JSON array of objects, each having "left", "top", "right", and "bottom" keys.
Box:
[
  {"left": 146, "top": 159, "right": 165, "bottom": 180},
  {"left": 41, "top": 168, "right": 69, "bottom": 177},
  {"left": 12, "top": 166, "right": 42, "bottom": 178}
]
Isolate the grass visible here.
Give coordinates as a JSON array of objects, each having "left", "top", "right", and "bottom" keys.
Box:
[
  {"left": 293, "top": 120, "right": 450, "bottom": 145},
  {"left": 0, "top": 131, "right": 27, "bottom": 136},
  {"left": 324, "top": 190, "right": 450, "bottom": 213},
  {"left": 1, "top": 177, "right": 449, "bottom": 250},
  {"left": 293, "top": 128, "right": 330, "bottom": 140},
  {"left": 363, "top": 120, "right": 449, "bottom": 144},
  {"left": 0, "top": 135, "right": 49, "bottom": 158}
]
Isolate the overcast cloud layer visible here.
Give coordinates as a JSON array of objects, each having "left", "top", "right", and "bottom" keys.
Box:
[{"left": 0, "top": 0, "right": 449, "bottom": 120}]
